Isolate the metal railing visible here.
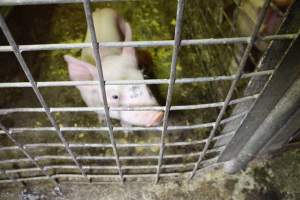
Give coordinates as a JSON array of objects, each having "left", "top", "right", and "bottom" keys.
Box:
[{"left": 0, "top": 0, "right": 295, "bottom": 191}]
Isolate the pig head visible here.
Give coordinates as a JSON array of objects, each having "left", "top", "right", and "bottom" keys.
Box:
[{"left": 64, "top": 8, "right": 163, "bottom": 127}]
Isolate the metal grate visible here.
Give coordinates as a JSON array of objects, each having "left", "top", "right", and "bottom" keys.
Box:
[{"left": 0, "top": 0, "right": 297, "bottom": 191}]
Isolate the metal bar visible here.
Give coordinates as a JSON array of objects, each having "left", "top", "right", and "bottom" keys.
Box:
[
  {"left": 156, "top": 0, "right": 185, "bottom": 184},
  {"left": 0, "top": 111, "right": 246, "bottom": 134},
  {"left": 0, "top": 123, "right": 59, "bottom": 188},
  {"left": 0, "top": 163, "right": 225, "bottom": 184},
  {"left": 0, "top": 35, "right": 296, "bottom": 52},
  {"left": 225, "top": 73, "right": 300, "bottom": 174},
  {"left": 82, "top": 0, "right": 123, "bottom": 182},
  {"left": 218, "top": 0, "right": 300, "bottom": 162},
  {"left": 189, "top": 0, "right": 272, "bottom": 179},
  {"left": 0, "top": 94, "right": 258, "bottom": 114},
  {"left": 0, "top": 146, "right": 223, "bottom": 165},
  {"left": 0, "top": 133, "right": 234, "bottom": 151},
  {"left": 0, "top": 162, "right": 224, "bottom": 185},
  {"left": 0, "top": 70, "right": 273, "bottom": 88},
  {"left": 0, "top": 0, "right": 131, "bottom": 6},
  {"left": 0, "top": 14, "right": 86, "bottom": 177},
  {"left": 4, "top": 157, "right": 217, "bottom": 175}
]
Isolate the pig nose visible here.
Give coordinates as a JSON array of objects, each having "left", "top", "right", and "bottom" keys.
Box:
[{"left": 147, "top": 112, "right": 164, "bottom": 127}]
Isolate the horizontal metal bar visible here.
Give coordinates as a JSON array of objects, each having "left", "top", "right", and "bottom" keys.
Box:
[
  {"left": 0, "top": 173, "right": 176, "bottom": 184},
  {"left": 4, "top": 157, "right": 217, "bottom": 175},
  {"left": 0, "top": 162, "right": 224, "bottom": 184},
  {"left": 0, "top": 111, "right": 246, "bottom": 134},
  {"left": 0, "top": 13, "right": 86, "bottom": 177},
  {"left": 0, "top": 35, "right": 296, "bottom": 52},
  {"left": 0, "top": 94, "right": 258, "bottom": 115},
  {"left": 0, "top": 146, "right": 223, "bottom": 166},
  {"left": 190, "top": 0, "right": 272, "bottom": 179},
  {"left": 0, "top": 123, "right": 59, "bottom": 187},
  {"left": 0, "top": 132, "right": 234, "bottom": 151},
  {"left": 0, "top": 70, "right": 273, "bottom": 89},
  {"left": 219, "top": 0, "right": 300, "bottom": 163},
  {"left": 0, "top": 0, "right": 133, "bottom": 6}
]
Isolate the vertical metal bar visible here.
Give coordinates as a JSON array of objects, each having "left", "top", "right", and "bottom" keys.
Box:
[
  {"left": 82, "top": 0, "right": 123, "bottom": 182},
  {"left": 189, "top": 0, "right": 272, "bottom": 179},
  {"left": 0, "top": 123, "right": 59, "bottom": 188},
  {"left": 0, "top": 14, "right": 86, "bottom": 178},
  {"left": 155, "top": 0, "right": 185, "bottom": 184}
]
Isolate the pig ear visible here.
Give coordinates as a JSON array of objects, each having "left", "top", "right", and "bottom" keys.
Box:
[
  {"left": 118, "top": 17, "right": 136, "bottom": 58},
  {"left": 64, "top": 55, "right": 96, "bottom": 81}
]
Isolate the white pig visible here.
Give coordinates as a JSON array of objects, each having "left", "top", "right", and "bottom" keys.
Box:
[{"left": 64, "top": 8, "right": 163, "bottom": 127}]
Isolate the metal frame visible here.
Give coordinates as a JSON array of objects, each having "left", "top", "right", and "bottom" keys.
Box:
[
  {"left": 0, "top": 0, "right": 297, "bottom": 189},
  {"left": 219, "top": 0, "right": 300, "bottom": 163},
  {"left": 189, "top": 0, "right": 272, "bottom": 179},
  {"left": 0, "top": 13, "right": 87, "bottom": 186}
]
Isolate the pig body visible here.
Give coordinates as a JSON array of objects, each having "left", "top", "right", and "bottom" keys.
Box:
[
  {"left": 236, "top": 0, "right": 290, "bottom": 51},
  {"left": 64, "top": 8, "right": 163, "bottom": 127}
]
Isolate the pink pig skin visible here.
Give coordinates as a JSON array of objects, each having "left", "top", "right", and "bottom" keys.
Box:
[{"left": 64, "top": 8, "right": 163, "bottom": 127}]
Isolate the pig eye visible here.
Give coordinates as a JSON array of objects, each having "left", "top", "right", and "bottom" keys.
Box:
[{"left": 112, "top": 95, "right": 119, "bottom": 100}]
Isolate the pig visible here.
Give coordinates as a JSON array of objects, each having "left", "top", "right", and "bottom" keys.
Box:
[
  {"left": 236, "top": 0, "right": 292, "bottom": 51},
  {"left": 64, "top": 8, "right": 164, "bottom": 127}
]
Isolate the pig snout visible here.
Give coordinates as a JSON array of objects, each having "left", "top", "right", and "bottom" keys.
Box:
[{"left": 121, "top": 111, "right": 164, "bottom": 127}]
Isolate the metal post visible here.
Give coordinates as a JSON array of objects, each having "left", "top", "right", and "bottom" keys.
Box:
[
  {"left": 189, "top": 0, "right": 272, "bottom": 179},
  {"left": 225, "top": 74, "right": 300, "bottom": 173}
]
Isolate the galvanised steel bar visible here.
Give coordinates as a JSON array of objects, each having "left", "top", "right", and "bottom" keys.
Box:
[
  {"left": 0, "top": 94, "right": 259, "bottom": 114},
  {"left": 189, "top": 0, "right": 272, "bottom": 179},
  {"left": 82, "top": 0, "right": 123, "bottom": 182},
  {"left": 156, "top": 0, "right": 185, "bottom": 184},
  {"left": 0, "top": 146, "right": 223, "bottom": 165},
  {"left": 4, "top": 157, "right": 218, "bottom": 175},
  {"left": 0, "top": 14, "right": 87, "bottom": 178},
  {"left": 0, "top": 70, "right": 273, "bottom": 88},
  {"left": 0, "top": 134, "right": 233, "bottom": 150},
  {"left": 0, "top": 111, "right": 247, "bottom": 134},
  {"left": 0, "top": 162, "right": 225, "bottom": 184},
  {"left": 0, "top": 123, "right": 60, "bottom": 188},
  {"left": 0, "top": 34, "right": 296, "bottom": 52}
]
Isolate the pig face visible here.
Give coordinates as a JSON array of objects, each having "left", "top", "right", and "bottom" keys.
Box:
[{"left": 64, "top": 55, "right": 163, "bottom": 127}]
